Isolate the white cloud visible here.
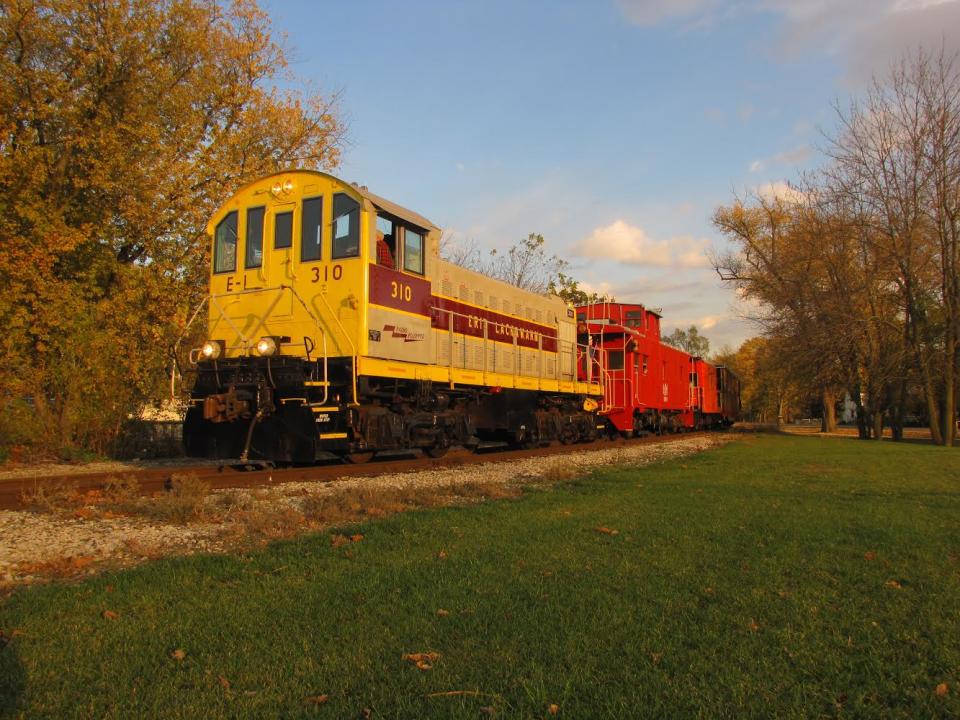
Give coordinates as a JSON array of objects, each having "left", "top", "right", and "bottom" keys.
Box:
[
  {"left": 571, "top": 220, "right": 712, "bottom": 268},
  {"left": 677, "top": 243, "right": 712, "bottom": 268},
  {"left": 615, "top": 0, "right": 715, "bottom": 26},
  {"left": 573, "top": 220, "right": 671, "bottom": 265},
  {"left": 578, "top": 280, "right": 616, "bottom": 297},
  {"left": 617, "top": 0, "right": 960, "bottom": 81},
  {"left": 698, "top": 315, "right": 721, "bottom": 330},
  {"left": 755, "top": 181, "right": 807, "bottom": 203},
  {"left": 748, "top": 145, "right": 812, "bottom": 173}
]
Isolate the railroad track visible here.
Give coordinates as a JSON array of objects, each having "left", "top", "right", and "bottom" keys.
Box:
[{"left": 0, "top": 431, "right": 710, "bottom": 511}]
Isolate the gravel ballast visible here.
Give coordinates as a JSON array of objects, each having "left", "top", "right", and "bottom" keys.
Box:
[{"left": 0, "top": 435, "right": 734, "bottom": 588}]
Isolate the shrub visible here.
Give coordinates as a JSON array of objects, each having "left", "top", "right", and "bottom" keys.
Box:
[{"left": 149, "top": 472, "right": 211, "bottom": 523}]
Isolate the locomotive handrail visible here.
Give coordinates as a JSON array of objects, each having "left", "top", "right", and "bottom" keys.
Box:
[
  {"left": 170, "top": 284, "right": 336, "bottom": 407},
  {"left": 282, "top": 284, "right": 333, "bottom": 407},
  {"left": 310, "top": 288, "right": 360, "bottom": 405}
]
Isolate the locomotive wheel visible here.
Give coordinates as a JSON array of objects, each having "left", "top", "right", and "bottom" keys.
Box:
[
  {"left": 344, "top": 452, "right": 375, "bottom": 464},
  {"left": 424, "top": 445, "right": 449, "bottom": 459}
]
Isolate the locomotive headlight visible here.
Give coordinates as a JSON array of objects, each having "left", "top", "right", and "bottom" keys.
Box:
[
  {"left": 282, "top": 179, "right": 294, "bottom": 193},
  {"left": 256, "top": 336, "right": 277, "bottom": 356},
  {"left": 200, "top": 340, "right": 222, "bottom": 360}
]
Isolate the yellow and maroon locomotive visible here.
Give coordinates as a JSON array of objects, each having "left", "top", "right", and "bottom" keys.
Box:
[{"left": 180, "top": 170, "right": 603, "bottom": 462}]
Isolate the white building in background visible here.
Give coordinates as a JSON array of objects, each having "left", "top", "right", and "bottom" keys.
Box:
[{"left": 839, "top": 393, "right": 857, "bottom": 424}]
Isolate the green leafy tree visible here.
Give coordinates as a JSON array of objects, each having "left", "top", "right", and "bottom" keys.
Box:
[
  {"left": 0, "top": 0, "right": 345, "bottom": 458},
  {"left": 662, "top": 325, "right": 711, "bottom": 358},
  {"left": 487, "top": 233, "right": 567, "bottom": 294},
  {"left": 547, "top": 272, "right": 614, "bottom": 306}
]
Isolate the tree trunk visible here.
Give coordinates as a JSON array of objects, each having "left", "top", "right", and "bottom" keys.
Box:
[
  {"left": 872, "top": 410, "right": 884, "bottom": 441},
  {"left": 854, "top": 388, "right": 870, "bottom": 439},
  {"left": 942, "top": 329, "right": 956, "bottom": 446},
  {"left": 821, "top": 388, "right": 837, "bottom": 432},
  {"left": 890, "top": 379, "right": 906, "bottom": 441},
  {"left": 919, "top": 354, "right": 945, "bottom": 445}
]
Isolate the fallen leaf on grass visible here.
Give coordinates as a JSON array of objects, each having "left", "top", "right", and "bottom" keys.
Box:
[
  {"left": 218, "top": 676, "right": 231, "bottom": 689},
  {"left": 936, "top": 683, "right": 949, "bottom": 697},
  {"left": 305, "top": 694, "right": 329, "bottom": 705},
  {"left": 331, "top": 534, "right": 349, "bottom": 548},
  {"left": 350, "top": 534, "right": 364, "bottom": 543},
  {"left": 360, "top": 706, "right": 372, "bottom": 718},
  {"left": 884, "top": 579, "right": 903, "bottom": 590},
  {"left": 101, "top": 610, "right": 118, "bottom": 620},
  {"left": 437, "top": 550, "right": 448, "bottom": 560},
  {"left": 436, "top": 608, "right": 450, "bottom": 617},
  {"left": 595, "top": 526, "right": 619, "bottom": 536},
  {"left": 170, "top": 648, "right": 186, "bottom": 661},
  {"left": 864, "top": 551, "right": 877, "bottom": 561},
  {"left": 479, "top": 707, "right": 496, "bottom": 716},
  {"left": 548, "top": 703, "right": 560, "bottom": 715},
  {"left": 403, "top": 651, "right": 440, "bottom": 670},
  {"left": 650, "top": 652, "right": 663, "bottom": 664},
  {"left": 748, "top": 619, "right": 760, "bottom": 632}
]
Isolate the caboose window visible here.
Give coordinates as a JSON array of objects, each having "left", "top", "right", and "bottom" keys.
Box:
[
  {"left": 332, "top": 193, "right": 360, "bottom": 259},
  {"left": 404, "top": 229, "right": 424, "bottom": 274},
  {"left": 245, "top": 206, "right": 265, "bottom": 269},
  {"left": 274, "top": 211, "right": 292, "bottom": 249},
  {"left": 301, "top": 196, "right": 323, "bottom": 262},
  {"left": 213, "top": 211, "right": 238, "bottom": 274},
  {"left": 608, "top": 350, "right": 624, "bottom": 370}
]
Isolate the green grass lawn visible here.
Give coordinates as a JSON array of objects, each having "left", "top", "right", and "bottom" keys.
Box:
[{"left": 2, "top": 435, "right": 959, "bottom": 719}]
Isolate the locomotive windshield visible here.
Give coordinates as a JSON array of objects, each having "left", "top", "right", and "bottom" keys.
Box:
[
  {"left": 244, "top": 206, "right": 265, "bottom": 269},
  {"left": 213, "top": 211, "right": 237, "bottom": 273},
  {"left": 300, "top": 196, "right": 323, "bottom": 262}
]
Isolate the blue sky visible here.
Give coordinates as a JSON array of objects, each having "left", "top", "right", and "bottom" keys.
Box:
[{"left": 262, "top": 0, "right": 960, "bottom": 351}]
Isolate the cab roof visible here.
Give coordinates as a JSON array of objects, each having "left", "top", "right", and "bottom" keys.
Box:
[{"left": 210, "top": 169, "right": 439, "bottom": 234}]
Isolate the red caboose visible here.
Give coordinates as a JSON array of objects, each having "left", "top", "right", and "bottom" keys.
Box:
[
  {"left": 576, "top": 302, "right": 741, "bottom": 434},
  {"left": 576, "top": 302, "right": 692, "bottom": 435},
  {"left": 690, "top": 358, "right": 741, "bottom": 427}
]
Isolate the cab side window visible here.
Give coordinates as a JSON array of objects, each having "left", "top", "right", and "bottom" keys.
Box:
[
  {"left": 375, "top": 216, "right": 397, "bottom": 269},
  {"left": 245, "top": 207, "right": 265, "bottom": 269},
  {"left": 332, "top": 193, "right": 360, "bottom": 259},
  {"left": 404, "top": 228, "right": 424, "bottom": 274},
  {"left": 214, "top": 211, "right": 238, "bottom": 274},
  {"left": 301, "top": 196, "right": 323, "bottom": 262}
]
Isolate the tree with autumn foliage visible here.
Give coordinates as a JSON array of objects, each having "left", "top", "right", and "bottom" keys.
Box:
[
  {"left": 0, "top": 0, "right": 345, "bottom": 459},
  {"left": 713, "top": 47, "right": 959, "bottom": 444}
]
